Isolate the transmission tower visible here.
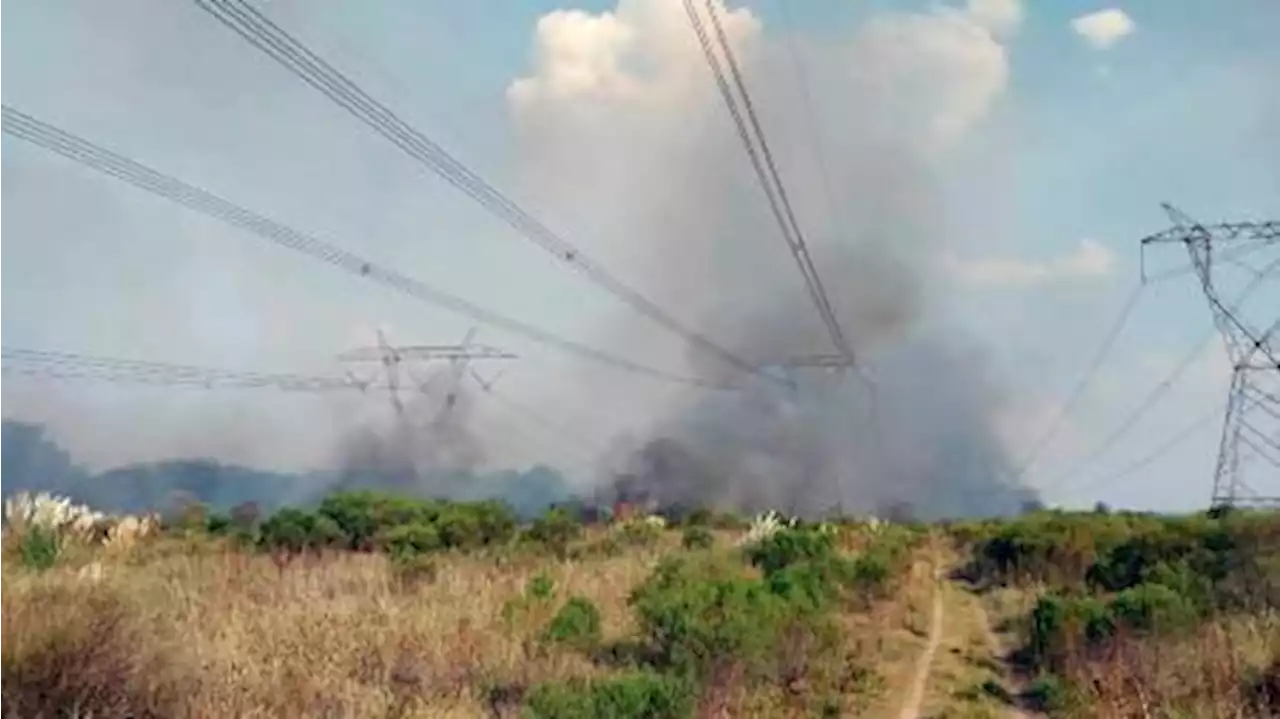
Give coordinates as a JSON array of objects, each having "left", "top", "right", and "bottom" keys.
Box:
[
  {"left": 1140, "top": 205, "right": 1280, "bottom": 508},
  {"left": 338, "top": 327, "right": 516, "bottom": 419}
]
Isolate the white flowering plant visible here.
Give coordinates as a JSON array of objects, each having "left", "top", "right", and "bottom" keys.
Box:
[{"left": 3, "top": 491, "right": 160, "bottom": 568}]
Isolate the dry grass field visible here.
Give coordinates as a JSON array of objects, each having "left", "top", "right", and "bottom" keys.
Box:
[
  {"left": 1, "top": 519, "right": 945, "bottom": 718},
  {"left": 3, "top": 496, "right": 1277, "bottom": 718}
]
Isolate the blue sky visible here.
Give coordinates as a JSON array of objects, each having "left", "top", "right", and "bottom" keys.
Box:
[{"left": 3, "top": 0, "right": 1277, "bottom": 511}]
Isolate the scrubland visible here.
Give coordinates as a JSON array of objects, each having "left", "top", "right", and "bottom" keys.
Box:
[{"left": 2, "top": 493, "right": 1276, "bottom": 718}]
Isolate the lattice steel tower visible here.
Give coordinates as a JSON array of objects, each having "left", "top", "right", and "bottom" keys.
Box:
[{"left": 1141, "top": 205, "right": 1280, "bottom": 508}]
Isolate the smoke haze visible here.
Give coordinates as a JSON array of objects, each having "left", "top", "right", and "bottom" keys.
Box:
[
  {"left": 508, "top": 0, "right": 1037, "bottom": 517},
  {"left": 3, "top": 0, "right": 1041, "bottom": 516}
]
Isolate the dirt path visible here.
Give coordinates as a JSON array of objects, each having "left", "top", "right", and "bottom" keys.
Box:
[{"left": 898, "top": 574, "right": 945, "bottom": 719}]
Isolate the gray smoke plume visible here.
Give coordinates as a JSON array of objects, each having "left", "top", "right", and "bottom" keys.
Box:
[
  {"left": 326, "top": 361, "right": 488, "bottom": 495},
  {"left": 508, "top": 0, "right": 1038, "bottom": 518}
]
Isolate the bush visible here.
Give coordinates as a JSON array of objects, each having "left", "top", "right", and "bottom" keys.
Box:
[
  {"left": 1024, "top": 674, "right": 1075, "bottom": 713},
  {"left": 681, "top": 526, "right": 714, "bottom": 551},
  {"left": 380, "top": 523, "right": 443, "bottom": 560},
  {"left": 522, "top": 671, "right": 695, "bottom": 719},
  {"left": 1026, "top": 594, "right": 1113, "bottom": 670},
  {"left": 629, "top": 554, "right": 821, "bottom": 683},
  {"left": 17, "top": 526, "right": 62, "bottom": 571},
  {"left": 204, "top": 512, "right": 233, "bottom": 535},
  {"left": 542, "top": 597, "right": 602, "bottom": 651},
  {"left": 524, "top": 507, "right": 583, "bottom": 557},
  {"left": 1107, "top": 583, "right": 1198, "bottom": 634},
  {"left": 317, "top": 491, "right": 440, "bottom": 551},
  {"left": 433, "top": 500, "right": 517, "bottom": 549},
  {"left": 617, "top": 519, "right": 663, "bottom": 548},
  {"left": 745, "top": 525, "right": 837, "bottom": 575},
  {"left": 257, "top": 508, "right": 345, "bottom": 554}
]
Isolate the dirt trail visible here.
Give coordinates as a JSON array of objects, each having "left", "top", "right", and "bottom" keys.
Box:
[{"left": 898, "top": 575, "right": 945, "bottom": 719}]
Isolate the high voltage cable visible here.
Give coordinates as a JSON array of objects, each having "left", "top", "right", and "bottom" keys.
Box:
[
  {"left": 1009, "top": 282, "right": 1146, "bottom": 482},
  {"left": 191, "top": 0, "right": 775, "bottom": 387},
  {"left": 1, "top": 106, "right": 727, "bottom": 390},
  {"left": 2, "top": 347, "right": 381, "bottom": 393},
  {"left": 1043, "top": 255, "right": 1280, "bottom": 492},
  {"left": 774, "top": 0, "right": 842, "bottom": 247},
  {"left": 1070, "top": 410, "right": 1220, "bottom": 496},
  {"left": 683, "top": 0, "right": 851, "bottom": 361}
]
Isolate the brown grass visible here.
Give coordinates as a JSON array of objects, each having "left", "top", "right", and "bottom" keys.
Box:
[
  {"left": 2, "top": 531, "right": 941, "bottom": 718},
  {"left": 1062, "top": 613, "right": 1279, "bottom": 719}
]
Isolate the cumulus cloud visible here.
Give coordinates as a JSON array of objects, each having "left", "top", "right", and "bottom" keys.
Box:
[
  {"left": 966, "top": 0, "right": 1024, "bottom": 38},
  {"left": 1071, "top": 8, "right": 1136, "bottom": 50},
  {"left": 947, "top": 238, "right": 1117, "bottom": 288},
  {"left": 508, "top": 0, "right": 760, "bottom": 113}
]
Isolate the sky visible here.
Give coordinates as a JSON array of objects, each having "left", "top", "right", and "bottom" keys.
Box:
[{"left": 3, "top": 0, "right": 1278, "bottom": 512}]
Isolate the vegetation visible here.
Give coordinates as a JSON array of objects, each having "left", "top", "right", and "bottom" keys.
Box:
[
  {"left": 954, "top": 509, "right": 1279, "bottom": 717},
  {"left": 2, "top": 492, "right": 1274, "bottom": 718}
]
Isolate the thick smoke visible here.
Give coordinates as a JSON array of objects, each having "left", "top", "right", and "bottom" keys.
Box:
[{"left": 508, "top": 0, "right": 1038, "bottom": 518}]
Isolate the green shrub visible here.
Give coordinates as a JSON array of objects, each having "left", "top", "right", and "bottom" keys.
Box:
[
  {"left": 317, "top": 491, "right": 441, "bottom": 551},
  {"left": 1026, "top": 594, "right": 1113, "bottom": 670},
  {"left": 522, "top": 671, "right": 694, "bottom": 719},
  {"left": 258, "top": 508, "right": 345, "bottom": 554},
  {"left": 680, "top": 526, "right": 714, "bottom": 551},
  {"left": 18, "top": 526, "right": 62, "bottom": 571},
  {"left": 524, "top": 508, "right": 583, "bottom": 557},
  {"left": 629, "top": 554, "right": 811, "bottom": 682},
  {"left": 1025, "top": 674, "right": 1076, "bottom": 712},
  {"left": 433, "top": 500, "right": 517, "bottom": 549},
  {"left": 745, "top": 525, "right": 837, "bottom": 575},
  {"left": 1107, "top": 583, "right": 1197, "bottom": 634},
  {"left": 204, "top": 512, "right": 233, "bottom": 535},
  {"left": 618, "top": 520, "right": 663, "bottom": 547},
  {"left": 542, "top": 597, "right": 602, "bottom": 651},
  {"left": 379, "top": 522, "right": 443, "bottom": 560},
  {"left": 527, "top": 572, "right": 556, "bottom": 601}
]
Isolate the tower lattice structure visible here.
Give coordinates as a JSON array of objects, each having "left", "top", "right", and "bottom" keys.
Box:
[{"left": 1141, "top": 205, "right": 1280, "bottom": 508}]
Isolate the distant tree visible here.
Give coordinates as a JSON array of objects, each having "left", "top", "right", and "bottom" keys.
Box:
[{"left": 1093, "top": 501, "right": 1112, "bottom": 515}]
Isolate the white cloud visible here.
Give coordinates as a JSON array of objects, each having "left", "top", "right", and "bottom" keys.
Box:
[
  {"left": 849, "top": 5, "right": 1012, "bottom": 151},
  {"left": 1071, "top": 8, "right": 1135, "bottom": 50},
  {"left": 507, "top": 0, "right": 761, "bottom": 113},
  {"left": 509, "top": 0, "right": 1017, "bottom": 153},
  {"left": 947, "top": 238, "right": 1117, "bottom": 288},
  {"left": 966, "top": 0, "right": 1023, "bottom": 38}
]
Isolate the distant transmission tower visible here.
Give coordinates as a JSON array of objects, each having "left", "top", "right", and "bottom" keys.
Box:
[
  {"left": 338, "top": 327, "right": 517, "bottom": 418},
  {"left": 1140, "top": 205, "right": 1280, "bottom": 509}
]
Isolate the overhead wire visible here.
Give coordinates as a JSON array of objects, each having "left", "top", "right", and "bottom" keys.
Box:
[
  {"left": 683, "top": 0, "right": 851, "bottom": 362},
  {"left": 2, "top": 347, "right": 381, "bottom": 393},
  {"left": 1043, "top": 256, "right": 1280, "bottom": 493},
  {"left": 191, "top": 0, "right": 776, "bottom": 386},
  {"left": 1008, "top": 282, "right": 1146, "bottom": 483},
  {"left": 1069, "top": 409, "right": 1221, "bottom": 497},
  {"left": 774, "top": 0, "right": 842, "bottom": 240},
  {"left": 1, "top": 106, "right": 729, "bottom": 391}
]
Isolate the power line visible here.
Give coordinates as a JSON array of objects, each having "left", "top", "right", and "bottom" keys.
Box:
[
  {"left": 1070, "top": 410, "right": 1220, "bottom": 497},
  {"left": 1009, "top": 282, "right": 1146, "bottom": 482},
  {"left": 191, "top": 0, "right": 776, "bottom": 386},
  {"left": 1044, "top": 233, "right": 1279, "bottom": 499},
  {"left": 1, "top": 106, "right": 728, "bottom": 391},
  {"left": 2, "top": 347, "right": 381, "bottom": 393},
  {"left": 773, "top": 0, "right": 842, "bottom": 247},
  {"left": 683, "top": 0, "right": 851, "bottom": 361}
]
